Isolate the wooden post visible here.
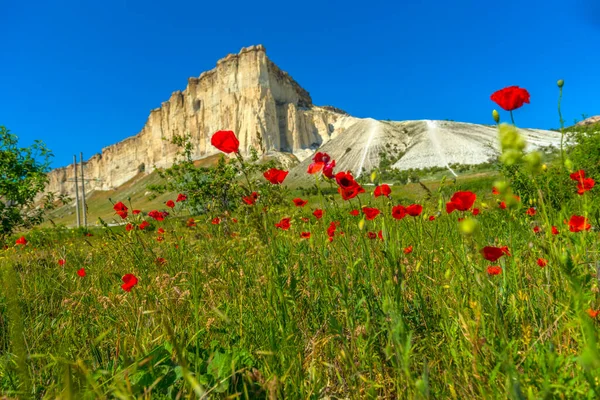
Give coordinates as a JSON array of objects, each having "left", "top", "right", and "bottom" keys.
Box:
[
  {"left": 73, "top": 155, "right": 81, "bottom": 228},
  {"left": 80, "top": 152, "right": 87, "bottom": 227}
]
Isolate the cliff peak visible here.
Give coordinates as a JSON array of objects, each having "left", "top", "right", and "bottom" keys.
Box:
[{"left": 46, "top": 45, "right": 340, "bottom": 197}]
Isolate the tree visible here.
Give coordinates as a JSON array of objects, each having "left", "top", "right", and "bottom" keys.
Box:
[
  {"left": 147, "top": 133, "right": 283, "bottom": 216},
  {"left": 0, "top": 126, "right": 53, "bottom": 241}
]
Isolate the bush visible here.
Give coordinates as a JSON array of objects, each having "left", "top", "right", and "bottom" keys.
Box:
[
  {"left": 566, "top": 122, "right": 600, "bottom": 178},
  {"left": 0, "top": 126, "right": 53, "bottom": 242}
]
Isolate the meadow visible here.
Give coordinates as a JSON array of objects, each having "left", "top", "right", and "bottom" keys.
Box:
[{"left": 1, "top": 86, "right": 599, "bottom": 399}]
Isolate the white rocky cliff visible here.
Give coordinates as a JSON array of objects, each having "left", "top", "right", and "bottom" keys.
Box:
[{"left": 46, "top": 45, "right": 344, "bottom": 197}]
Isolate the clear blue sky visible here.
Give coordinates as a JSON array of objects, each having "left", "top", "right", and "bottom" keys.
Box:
[{"left": 1, "top": 0, "right": 599, "bottom": 168}]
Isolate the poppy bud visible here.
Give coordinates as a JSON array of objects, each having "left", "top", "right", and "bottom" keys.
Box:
[
  {"left": 542, "top": 164, "right": 547, "bottom": 171},
  {"left": 370, "top": 170, "right": 377, "bottom": 183},
  {"left": 358, "top": 218, "right": 365, "bottom": 230},
  {"left": 492, "top": 109, "right": 500, "bottom": 123},
  {"left": 565, "top": 158, "right": 573, "bottom": 170},
  {"left": 557, "top": 79, "right": 564, "bottom": 88}
]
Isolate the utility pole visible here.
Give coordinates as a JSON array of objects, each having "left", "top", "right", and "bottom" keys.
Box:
[
  {"left": 79, "top": 152, "right": 87, "bottom": 227},
  {"left": 73, "top": 155, "right": 81, "bottom": 228}
]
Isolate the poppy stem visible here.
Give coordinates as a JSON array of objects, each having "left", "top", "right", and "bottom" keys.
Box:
[
  {"left": 510, "top": 111, "right": 515, "bottom": 126},
  {"left": 557, "top": 86, "right": 565, "bottom": 169}
]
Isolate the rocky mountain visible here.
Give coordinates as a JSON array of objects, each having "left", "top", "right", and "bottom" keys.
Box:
[
  {"left": 46, "top": 45, "right": 345, "bottom": 197},
  {"left": 46, "top": 45, "right": 562, "bottom": 197},
  {"left": 575, "top": 116, "right": 600, "bottom": 126},
  {"left": 289, "top": 118, "right": 560, "bottom": 181}
]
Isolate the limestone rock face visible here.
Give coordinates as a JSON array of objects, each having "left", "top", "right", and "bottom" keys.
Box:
[{"left": 46, "top": 45, "right": 343, "bottom": 197}]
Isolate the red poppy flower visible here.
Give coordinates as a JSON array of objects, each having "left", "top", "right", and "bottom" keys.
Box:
[
  {"left": 121, "top": 273, "right": 138, "bottom": 292},
  {"left": 446, "top": 191, "right": 476, "bottom": 213},
  {"left": 148, "top": 210, "right": 165, "bottom": 221},
  {"left": 243, "top": 192, "right": 259, "bottom": 205},
  {"left": 125, "top": 223, "right": 134, "bottom": 232},
  {"left": 367, "top": 231, "right": 377, "bottom": 239},
  {"left": 537, "top": 258, "right": 548, "bottom": 267},
  {"left": 374, "top": 184, "right": 391, "bottom": 198},
  {"left": 429, "top": 215, "right": 436, "bottom": 221},
  {"left": 212, "top": 217, "right": 221, "bottom": 225},
  {"left": 77, "top": 268, "right": 86, "bottom": 277},
  {"left": 490, "top": 86, "right": 530, "bottom": 111},
  {"left": 492, "top": 187, "right": 500, "bottom": 195},
  {"left": 307, "top": 162, "right": 324, "bottom": 174},
  {"left": 293, "top": 198, "right": 308, "bottom": 207},
  {"left": 264, "top": 168, "right": 289, "bottom": 184},
  {"left": 313, "top": 209, "right": 323, "bottom": 219},
  {"left": 314, "top": 152, "right": 331, "bottom": 164},
  {"left": 551, "top": 226, "right": 559, "bottom": 235},
  {"left": 362, "top": 207, "right": 380, "bottom": 220},
  {"left": 308, "top": 152, "right": 335, "bottom": 176},
  {"left": 85, "top": 232, "right": 93, "bottom": 237},
  {"left": 570, "top": 170, "right": 586, "bottom": 182},
  {"left": 392, "top": 205, "right": 406, "bottom": 220},
  {"left": 350, "top": 209, "right": 360, "bottom": 216},
  {"left": 577, "top": 178, "right": 595, "bottom": 195},
  {"left": 533, "top": 226, "right": 541, "bottom": 234},
  {"left": 335, "top": 171, "right": 356, "bottom": 188},
  {"left": 139, "top": 221, "right": 149, "bottom": 230},
  {"left": 58, "top": 259, "right": 66, "bottom": 266},
  {"left": 133, "top": 209, "right": 141, "bottom": 215},
  {"left": 300, "top": 232, "right": 311, "bottom": 239},
  {"left": 323, "top": 160, "right": 336, "bottom": 179},
  {"left": 569, "top": 215, "right": 591, "bottom": 232},
  {"left": 588, "top": 309, "right": 600, "bottom": 318},
  {"left": 487, "top": 266, "right": 502, "bottom": 276},
  {"left": 211, "top": 130, "right": 239, "bottom": 154},
  {"left": 15, "top": 236, "right": 27, "bottom": 246},
  {"left": 116, "top": 210, "right": 128, "bottom": 219},
  {"left": 378, "top": 230, "right": 383, "bottom": 240},
  {"left": 406, "top": 204, "right": 423, "bottom": 217},
  {"left": 338, "top": 185, "right": 365, "bottom": 200},
  {"left": 166, "top": 200, "right": 175, "bottom": 209},
  {"left": 327, "top": 221, "right": 338, "bottom": 240},
  {"left": 113, "top": 201, "right": 128, "bottom": 213},
  {"left": 481, "top": 246, "right": 509, "bottom": 262},
  {"left": 156, "top": 257, "right": 167, "bottom": 265},
  {"left": 156, "top": 236, "right": 164, "bottom": 242},
  {"left": 472, "top": 208, "right": 480, "bottom": 216},
  {"left": 157, "top": 228, "right": 165, "bottom": 235},
  {"left": 275, "top": 217, "right": 291, "bottom": 230},
  {"left": 526, "top": 207, "right": 536, "bottom": 216},
  {"left": 301, "top": 217, "right": 309, "bottom": 222},
  {"left": 499, "top": 201, "right": 507, "bottom": 209},
  {"left": 186, "top": 218, "right": 196, "bottom": 227},
  {"left": 176, "top": 193, "right": 187, "bottom": 202},
  {"left": 335, "top": 171, "right": 365, "bottom": 200},
  {"left": 404, "top": 246, "right": 413, "bottom": 254}
]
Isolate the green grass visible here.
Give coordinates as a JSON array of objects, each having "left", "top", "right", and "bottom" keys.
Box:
[{"left": 1, "top": 168, "right": 599, "bottom": 399}]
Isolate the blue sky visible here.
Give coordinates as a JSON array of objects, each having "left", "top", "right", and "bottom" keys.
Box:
[{"left": 1, "top": 0, "right": 599, "bottom": 168}]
